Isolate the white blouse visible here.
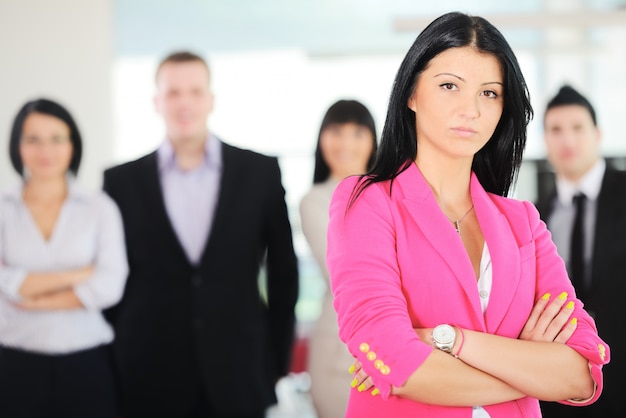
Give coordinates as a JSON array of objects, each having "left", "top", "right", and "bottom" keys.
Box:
[
  {"left": 474, "top": 242, "right": 493, "bottom": 418},
  {"left": 0, "top": 179, "right": 128, "bottom": 354}
]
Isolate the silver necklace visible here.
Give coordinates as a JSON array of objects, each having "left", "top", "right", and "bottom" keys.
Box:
[{"left": 448, "top": 204, "right": 474, "bottom": 235}]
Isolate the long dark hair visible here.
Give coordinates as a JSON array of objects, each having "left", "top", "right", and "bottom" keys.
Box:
[
  {"left": 313, "top": 99, "right": 378, "bottom": 184},
  {"left": 353, "top": 12, "right": 532, "bottom": 203},
  {"left": 9, "top": 98, "right": 83, "bottom": 176}
]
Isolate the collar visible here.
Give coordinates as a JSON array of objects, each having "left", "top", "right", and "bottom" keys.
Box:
[
  {"left": 157, "top": 133, "right": 222, "bottom": 173},
  {"left": 555, "top": 159, "right": 605, "bottom": 206}
]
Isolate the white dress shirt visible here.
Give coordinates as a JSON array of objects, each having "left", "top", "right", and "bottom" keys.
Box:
[
  {"left": 0, "top": 178, "right": 128, "bottom": 354},
  {"left": 548, "top": 159, "right": 605, "bottom": 287},
  {"left": 474, "top": 242, "right": 493, "bottom": 418}
]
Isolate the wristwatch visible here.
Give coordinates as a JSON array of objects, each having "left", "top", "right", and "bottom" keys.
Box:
[{"left": 432, "top": 324, "right": 456, "bottom": 353}]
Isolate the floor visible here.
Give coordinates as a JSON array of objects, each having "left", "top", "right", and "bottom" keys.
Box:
[{"left": 266, "top": 373, "right": 317, "bottom": 418}]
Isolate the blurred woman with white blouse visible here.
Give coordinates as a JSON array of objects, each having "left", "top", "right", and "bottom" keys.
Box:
[{"left": 0, "top": 98, "right": 128, "bottom": 418}]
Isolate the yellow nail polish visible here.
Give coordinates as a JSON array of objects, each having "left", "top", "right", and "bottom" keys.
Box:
[
  {"left": 542, "top": 293, "right": 551, "bottom": 300},
  {"left": 348, "top": 364, "right": 355, "bottom": 374},
  {"left": 357, "top": 383, "right": 366, "bottom": 392},
  {"left": 558, "top": 291, "right": 568, "bottom": 300},
  {"left": 351, "top": 378, "right": 358, "bottom": 388},
  {"left": 371, "top": 388, "right": 380, "bottom": 396},
  {"left": 571, "top": 318, "right": 577, "bottom": 325},
  {"left": 566, "top": 301, "right": 575, "bottom": 310}
]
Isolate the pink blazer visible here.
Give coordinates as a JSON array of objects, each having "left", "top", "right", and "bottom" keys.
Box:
[{"left": 327, "top": 163, "right": 609, "bottom": 418}]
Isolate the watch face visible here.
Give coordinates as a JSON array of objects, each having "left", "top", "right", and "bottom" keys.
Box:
[{"left": 434, "top": 325, "right": 455, "bottom": 344}]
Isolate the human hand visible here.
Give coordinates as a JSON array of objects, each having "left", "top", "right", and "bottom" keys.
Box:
[
  {"left": 15, "top": 289, "right": 83, "bottom": 310},
  {"left": 348, "top": 360, "right": 380, "bottom": 396},
  {"left": 519, "top": 292, "right": 577, "bottom": 343}
]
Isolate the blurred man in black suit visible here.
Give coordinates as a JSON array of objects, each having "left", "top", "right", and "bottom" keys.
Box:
[
  {"left": 537, "top": 85, "right": 623, "bottom": 417},
  {"left": 104, "top": 51, "right": 298, "bottom": 418}
]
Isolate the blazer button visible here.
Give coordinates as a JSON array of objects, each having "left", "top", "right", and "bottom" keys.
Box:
[
  {"left": 380, "top": 365, "right": 391, "bottom": 375},
  {"left": 191, "top": 274, "right": 203, "bottom": 287},
  {"left": 359, "top": 343, "right": 370, "bottom": 353}
]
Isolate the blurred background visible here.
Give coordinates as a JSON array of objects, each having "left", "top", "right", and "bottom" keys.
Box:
[{"left": 1, "top": 0, "right": 625, "bottom": 414}]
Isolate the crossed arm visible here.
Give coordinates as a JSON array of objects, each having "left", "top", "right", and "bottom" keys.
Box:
[
  {"left": 352, "top": 292, "right": 594, "bottom": 406},
  {"left": 16, "top": 267, "right": 94, "bottom": 310}
]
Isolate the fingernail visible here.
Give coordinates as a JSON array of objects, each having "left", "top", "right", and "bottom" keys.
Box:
[
  {"left": 371, "top": 388, "right": 380, "bottom": 396},
  {"left": 558, "top": 291, "right": 568, "bottom": 300},
  {"left": 571, "top": 318, "right": 578, "bottom": 325},
  {"left": 348, "top": 364, "right": 355, "bottom": 374},
  {"left": 542, "top": 293, "right": 551, "bottom": 300},
  {"left": 351, "top": 378, "right": 358, "bottom": 388},
  {"left": 357, "top": 383, "right": 366, "bottom": 392},
  {"left": 566, "top": 301, "right": 575, "bottom": 310}
]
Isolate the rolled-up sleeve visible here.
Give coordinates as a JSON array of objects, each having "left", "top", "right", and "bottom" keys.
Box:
[
  {"left": 0, "top": 265, "right": 27, "bottom": 302},
  {"left": 74, "top": 193, "right": 128, "bottom": 310},
  {"left": 327, "top": 178, "right": 433, "bottom": 399},
  {"left": 526, "top": 200, "right": 609, "bottom": 406}
]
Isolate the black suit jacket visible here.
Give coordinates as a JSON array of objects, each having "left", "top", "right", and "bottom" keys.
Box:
[
  {"left": 103, "top": 142, "right": 298, "bottom": 416},
  {"left": 536, "top": 167, "right": 626, "bottom": 417}
]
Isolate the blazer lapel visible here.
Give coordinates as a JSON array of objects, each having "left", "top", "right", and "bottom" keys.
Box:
[
  {"left": 140, "top": 152, "right": 191, "bottom": 265},
  {"left": 398, "top": 166, "right": 524, "bottom": 331},
  {"left": 398, "top": 164, "right": 484, "bottom": 321},
  {"left": 200, "top": 143, "right": 238, "bottom": 260},
  {"left": 471, "top": 175, "right": 522, "bottom": 333}
]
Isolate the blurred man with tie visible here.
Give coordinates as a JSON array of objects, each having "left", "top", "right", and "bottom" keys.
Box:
[{"left": 536, "top": 85, "right": 625, "bottom": 417}]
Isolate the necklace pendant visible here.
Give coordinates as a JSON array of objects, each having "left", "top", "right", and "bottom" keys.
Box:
[{"left": 455, "top": 220, "right": 461, "bottom": 235}]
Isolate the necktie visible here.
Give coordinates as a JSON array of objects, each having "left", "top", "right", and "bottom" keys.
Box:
[{"left": 570, "top": 193, "right": 587, "bottom": 299}]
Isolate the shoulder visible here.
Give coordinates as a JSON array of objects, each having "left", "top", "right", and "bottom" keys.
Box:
[
  {"left": 489, "top": 193, "right": 538, "bottom": 220},
  {"left": 301, "top": 182, "right": 334, "bottom": 203},
  {"left": 332, "top": 176, "right": 394, "bottom": 219},
  {"left": 93, "top": 189, "right": 121, "bottom": 213},
  {"left": 71, "top": 183, "right": 121, "bottom": 215},
  {"left": 222, "top": 142, "right": 277, "bottom": 167},
  {"left": 601, "top": 168, "right": 626, "bottom": 190},
  {"left": 488, "top": 193, "right": 543, "bottom": 241},
  {"left": 0, "top": 186, "right": 19, "bottom": 216},
  {"left": 534, "top": 194, "right": 555, "bottom": 220},
  {"left": 597, "top": 169, "right": 626, "bottom": 216},
  {"left": 300, "top": 182, "right": 335, "bottom": 213},
  {"left": 104, "top": 152, "right": 156, "bottom": 178},
  {"left": 0, "top": 184, "right": 20, "bottom": 204}
]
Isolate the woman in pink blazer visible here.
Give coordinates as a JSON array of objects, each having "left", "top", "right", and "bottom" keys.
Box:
[{"left": 327, "top": 12, "right": 609, "bottom": 418}]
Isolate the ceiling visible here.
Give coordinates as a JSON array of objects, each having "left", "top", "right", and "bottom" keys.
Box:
[{"left": 114, "top": 0, "right": 626, "bottom": 57}]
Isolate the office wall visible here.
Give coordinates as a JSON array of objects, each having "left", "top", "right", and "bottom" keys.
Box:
[{"left": 0, "top": 0, "right": 113, "bottom": 190}]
